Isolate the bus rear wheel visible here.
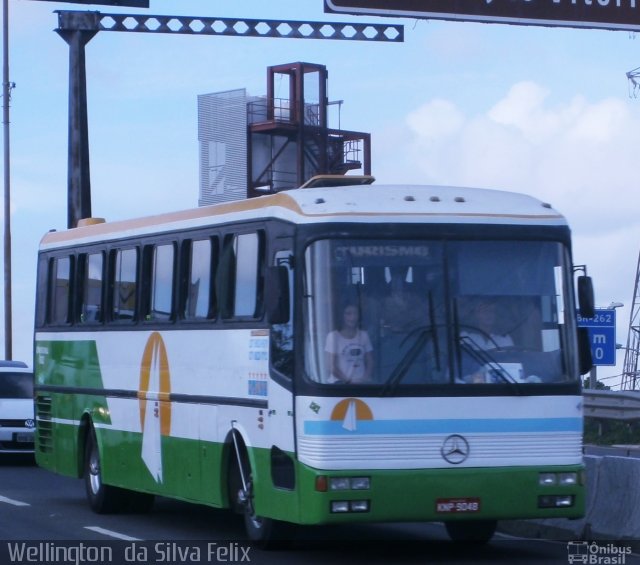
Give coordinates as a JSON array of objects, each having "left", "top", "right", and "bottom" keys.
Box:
[
  {"left": 84, "top": 428, "right": 126, "bottom": 514},
  {"left": 444, "top": 519, "right": 497, "bottom": 544}
]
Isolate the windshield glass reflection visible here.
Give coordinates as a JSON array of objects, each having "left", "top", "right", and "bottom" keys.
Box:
[{"left": 303, "top": 239, "right": 576, "bottom": 388}]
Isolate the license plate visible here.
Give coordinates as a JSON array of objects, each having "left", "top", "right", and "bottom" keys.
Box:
[
  {"left": 436, "top": 497, "right": 481, "bottom": 514},
  {"left": 14, "top": 432, "right": 33, "bottom": 443}
]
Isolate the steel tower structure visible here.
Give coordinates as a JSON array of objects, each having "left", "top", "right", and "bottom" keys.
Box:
[{"left": 621, "top": 250, "right": 640, "bottom": 389}]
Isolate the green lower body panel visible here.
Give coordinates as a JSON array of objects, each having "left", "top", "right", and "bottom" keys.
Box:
[{"left": 253, "top": 458, "right": 585, "bottom": 526}]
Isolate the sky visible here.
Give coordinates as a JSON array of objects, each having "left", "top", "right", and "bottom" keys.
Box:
[{"left": 3, "top": 0, "right": 640, "bottom": 387}]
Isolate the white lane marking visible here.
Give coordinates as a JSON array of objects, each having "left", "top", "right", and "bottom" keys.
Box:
[
  {"left": 0, "top": 495, "right": 29, "bottom": 507},
  {"left": 84, "top": 526, "right": 141, "bottom": 541}
]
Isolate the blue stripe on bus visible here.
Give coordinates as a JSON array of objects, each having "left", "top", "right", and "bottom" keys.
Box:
[{"left": 303, "top": 418, "right": 581, "bottom": 435}]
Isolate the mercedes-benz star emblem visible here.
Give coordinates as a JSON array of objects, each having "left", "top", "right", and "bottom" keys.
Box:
[{"left": 441, "top": 434, "right": 470, "bottom": 464}]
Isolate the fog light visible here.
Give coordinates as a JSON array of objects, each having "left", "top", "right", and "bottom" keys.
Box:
[
  {"left": 350, "top": 500, "right": 370, "bottom": 512},
  {"left": 538, "top": 495, "right": 574, "bottom": 508},
  {"left": 350, "top": 477, "right": 370, "bottom": 490},
  {"left": 538, "top": 495, "right": 556, "bottom": 508},
  {"left": 555, "top": 495, "right": 574, "bottom": 507},
  {"left": 329, "top": 477, "right": 351, "bottom": 491},
  {"left": 331, "top": 501, "right": 349, "bottom": 513},
  {"left": 558, "top": 472, "right": 577, "bottom": 486},
  {"left": 539, "top": 473, "right": 557, "bottom": 486}
]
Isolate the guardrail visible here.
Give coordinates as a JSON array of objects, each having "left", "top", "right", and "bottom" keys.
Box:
[{"left": 583, "top": 389, "right": 640, "bottom": 420}]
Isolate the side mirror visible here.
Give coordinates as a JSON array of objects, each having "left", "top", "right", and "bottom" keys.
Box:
[
  {"left": 266, "top": 266, "right": 290, "bottom": 325},
  {"left": 577, "top": 276, "right": 595, "bottom": 319},
  {"left": 577, "top": 327, "right": 593, "bottom": 375}
]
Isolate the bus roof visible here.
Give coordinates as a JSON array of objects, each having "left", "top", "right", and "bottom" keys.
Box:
[{"left": 39, "top": 184, "right": 566, "bottom": 249}]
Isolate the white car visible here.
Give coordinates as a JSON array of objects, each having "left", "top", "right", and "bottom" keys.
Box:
[{"left": 0, "top": 361, "right": 35, "bottom": 454}]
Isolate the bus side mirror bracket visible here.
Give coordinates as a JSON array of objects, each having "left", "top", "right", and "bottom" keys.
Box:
[{"left": 266, "top": 266, "right": 290, "bottom": 325}]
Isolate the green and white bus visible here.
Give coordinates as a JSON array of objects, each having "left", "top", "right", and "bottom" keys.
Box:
[{"left": 34, "top": 178, "right": 593, "bottom": 544}]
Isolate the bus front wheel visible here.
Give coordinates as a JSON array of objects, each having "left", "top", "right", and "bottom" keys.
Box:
[
  {"left": 229, "top": 444, "right": 289, "bottom": 547},
  {"left": 240, "top": 478, "right": 277, "bottom": 544},
  {"left": 444, "top": 519, "right": 497, "bottom": 544}
]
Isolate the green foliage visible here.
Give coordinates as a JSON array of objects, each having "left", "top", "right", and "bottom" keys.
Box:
[
  {"left": 584, "top": 417, "right": 640, "bottom": 446},
  {"left": 582, "top": 377, "right": 610, "bottom": 390}
]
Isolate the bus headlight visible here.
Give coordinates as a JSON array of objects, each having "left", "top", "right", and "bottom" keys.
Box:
[
  {"left": 349, "top": 477, "right": 370, "bottom": 490},
  {"left": 558, "top": 472, "right": 578, "bottom": 486},
  {"left": 329, "top": 477, "right": 351, "bottom": 491},
  {"left": 539, "top": 473, "right": 557, "bottom": 486},
  {"left": 328, "top": 476, "right": 371, "bottom": 491},
  {"left": 539, "top": 472, "right": 578, "bottom": 486}
]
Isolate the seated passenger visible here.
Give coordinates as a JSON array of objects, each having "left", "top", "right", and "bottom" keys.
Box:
[{"left": 325, "top": 303, "right": 374, "bottom": 384}]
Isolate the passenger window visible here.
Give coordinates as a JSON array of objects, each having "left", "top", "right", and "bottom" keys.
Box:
[
  {"left": 217, "top": 231, "right": 264, "bottom": 319},
  {"left": 80, "top": 253, "right": 103, "bottom": 324},
  {"left": 185, "top": 238, "right": 217, "bottom": 320},
  {"left": 112, "top": 248, "right": 138, "bottom": 322},
  {"left": 50, "top": 256, "right": 72, "bottom": 325},
  {"left": 149, "top": 244, "right": 175, "bottom": 322},
  {"left": 234, "top": 232, "right": 264, "bottom": 318}
]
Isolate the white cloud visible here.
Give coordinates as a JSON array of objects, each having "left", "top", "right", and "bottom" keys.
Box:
[
  {"left": 406, "top": 99, "right": 465, "bottom": 141},
  {"left": 376, "top": 82, "right": 640, "bottom": 387}
]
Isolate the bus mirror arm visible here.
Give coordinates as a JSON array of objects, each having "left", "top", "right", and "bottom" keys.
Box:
[{"left": 266, "top": 266, "right": 290, "bottom": 325}]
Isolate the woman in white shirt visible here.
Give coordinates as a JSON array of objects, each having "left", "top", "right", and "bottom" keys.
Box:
[{"left": 325, "top": 303, "right": 374, "bottom": 384}]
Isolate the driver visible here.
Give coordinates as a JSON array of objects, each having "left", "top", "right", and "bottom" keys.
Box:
[
  {"left": 459, "top": 297, "right": 514, "bottom": 383},
  {"left": 460, "top": 297, "right": 513, "bottom": 350}
]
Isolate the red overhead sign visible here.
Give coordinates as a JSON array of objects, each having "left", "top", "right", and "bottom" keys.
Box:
[{"left": 324, "top": 0, "right": 640, "bottom": 31}]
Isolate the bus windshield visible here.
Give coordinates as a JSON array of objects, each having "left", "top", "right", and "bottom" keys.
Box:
[{"left": 303, "top": 238, "right": 577, "bottom": 388}]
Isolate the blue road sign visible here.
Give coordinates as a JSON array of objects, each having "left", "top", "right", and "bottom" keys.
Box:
[{"left": 577, "top": 309, "right": 617, "bottom": 366}]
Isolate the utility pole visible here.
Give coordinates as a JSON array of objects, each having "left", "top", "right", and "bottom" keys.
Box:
[{"left": 2, "top": 0, "right": 12, "bottom": 360}]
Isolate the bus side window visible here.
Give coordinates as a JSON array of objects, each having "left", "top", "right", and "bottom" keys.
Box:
[
  {"left": 217, "top": 231, "right": 265, "bottom": 320},
  {"left": 183, "top": 237, "right": 218, "bottom": 321},
  {"left": 217, "top": 235, "right": 236, "bottom": 319},
  {"left": 111, "top": 248, "right": 138, "bottom": 322},
  {"left": 48, "top": 256, "right": 73, "bottom": 325},
  {"left": 79, "top": 252, "right": 104, "bottom": 324},
  {"left": 146, "top": 243, "right": 175, "bottom": 322},
  {"left": 234, "top": 232, "right": 265, "bottom": 318}
]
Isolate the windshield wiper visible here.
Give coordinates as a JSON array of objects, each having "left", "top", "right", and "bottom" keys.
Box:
[
  {"left": 381, "top": 292, "right": 442, "bottom": 396},
  {"left": 380, "top": 327, "right": 434, "bottom": 396}
]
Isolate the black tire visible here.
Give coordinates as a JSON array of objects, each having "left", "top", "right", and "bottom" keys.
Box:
[
  {"left": 84, "top": 429, "right": 127, "bottom": 514},
  {"left": 445, "top": 520, "right": 497, "bottom": 544},
  {"left": 229, "top": 442, "right": 291, "bottom": 548}
]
